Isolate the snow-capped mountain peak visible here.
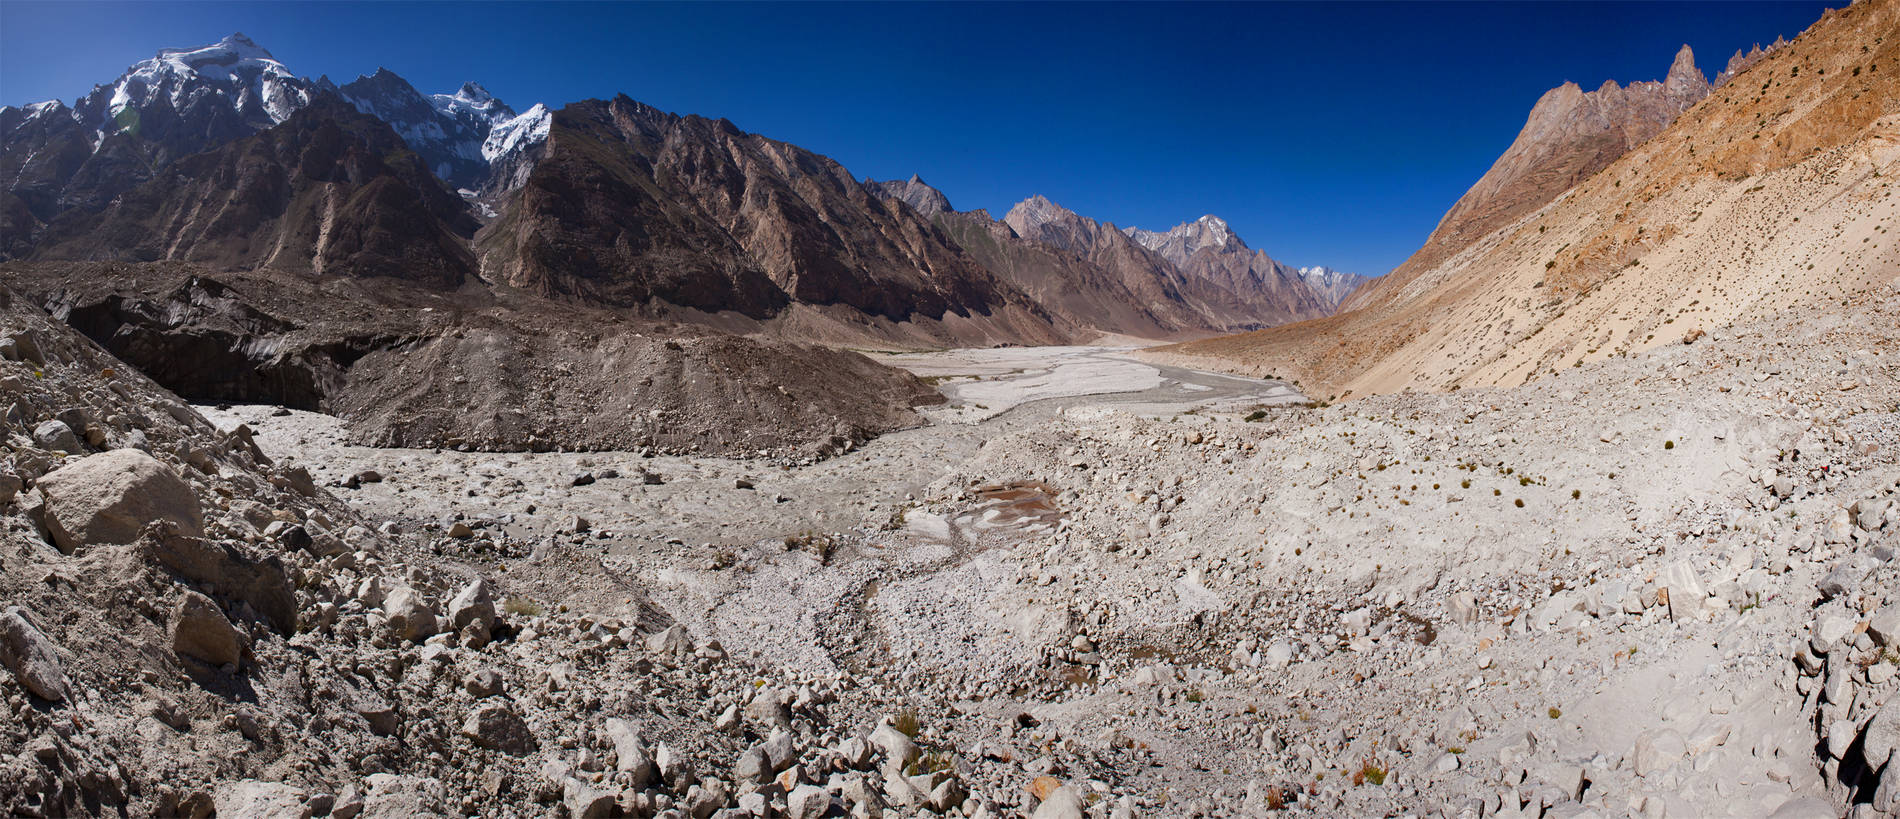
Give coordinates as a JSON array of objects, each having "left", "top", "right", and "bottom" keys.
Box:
[
  {"left": 445, "top": 82, "right": 496, "bottom": 108},
  {"left": 106, "top": 32, "right": 314, "bottom": 125},
  {"left": 432, "top": 82, "right": 513, "bottom": 124}
]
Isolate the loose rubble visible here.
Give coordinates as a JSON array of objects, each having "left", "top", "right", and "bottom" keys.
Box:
[{"left": 3, "top": 278, "right": 1900, "bottom": 816}]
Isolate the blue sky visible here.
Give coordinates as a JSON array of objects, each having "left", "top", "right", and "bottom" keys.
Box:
[{"left": 0, "top": 1, "right": 1835, "bottom": 275}]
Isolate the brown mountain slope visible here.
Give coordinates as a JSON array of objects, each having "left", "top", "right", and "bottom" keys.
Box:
[
  {"left": 1340, "top": 46, "right": 1712, "bottom": 316},
  {"left": 476, "top": 96, "right": 1066, "bottom": 345},
  {"left": 1155, "top": 0, "right": 1900, "bottom": 400},
  {"left": 999, "top": 195, "right": 1317, "bottom": 333},
  {"left": 1125, "top": 214, "right": 1365, "bottom": 318},
  {"left": 31, "top": 100, "right": 478, "bottom": 287}
]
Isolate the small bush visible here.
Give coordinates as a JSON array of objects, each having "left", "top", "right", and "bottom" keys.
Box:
[
  {"left": 1245, "top": 410, "right": 1268, "bottom": 422},
  {"left": 1514, "top": 498, "right": 1525, "bottom": 508},
  {"left": 893, "top": 708, "right": 921, "bottom": 738},
  {"left": 1548, "top": 706, "right": 1562, "bottom": 719},
  {"left": 1353, "top": 760, "right": 1387, "bottom": 786},
  {"left": 502, "top": 597, "right": 544, "bottom": 617},
  {"left": 1664, "top": 440, "right": 1675, "bottom": 450}
]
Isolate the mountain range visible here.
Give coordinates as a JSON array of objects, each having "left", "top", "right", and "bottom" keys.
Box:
[
  {"left": 0, "top": 31, "right": 1374, "bottom": 453},
  {"left": 0, "top": 32, "right": 1360, "bottom": 354}
]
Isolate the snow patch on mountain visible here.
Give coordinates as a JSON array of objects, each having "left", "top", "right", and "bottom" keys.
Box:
[{"left": 483, "top": 104, "right": 550, "bottom": 163}]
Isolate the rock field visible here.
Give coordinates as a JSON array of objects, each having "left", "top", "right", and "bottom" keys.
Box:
[{"left": 3, "top": 277, "right": 1900, "bottom": 817}]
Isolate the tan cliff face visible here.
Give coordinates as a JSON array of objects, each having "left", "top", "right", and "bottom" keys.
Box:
[
  {"left": 1156, "top": 0, "right": 1900, "bottom": 400},
  {"left": 1342, "top": 45, "right": 1712, "bottom": 315}
]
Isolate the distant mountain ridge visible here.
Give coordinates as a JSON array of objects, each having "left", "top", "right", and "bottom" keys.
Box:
[{"left": 862, "top": 182, "right": 1366, "bottom": 338}]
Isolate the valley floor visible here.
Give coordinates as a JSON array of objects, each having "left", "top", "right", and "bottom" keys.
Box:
[{"left": 194, "top": 279, "right": 1900, "bottom": 816}]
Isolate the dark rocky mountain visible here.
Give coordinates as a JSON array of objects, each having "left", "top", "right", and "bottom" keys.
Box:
[
  {"left": 0, "top": 34, "right": 548, "bottom": 258},
  {"left": 0, "top": 34, "right": 325, "bottom": 233},
  {"left": 335, "top": 69, "right": 516, "bottom": 191},
  {"left": 29, "top": 100, "right": 478, "bottom": 287},
  {"left": 930, "top": 207, "right": 1182, "bottom": 339},
  {"left": 476, "top": 95, "right": 1064, "bottom": 342}
]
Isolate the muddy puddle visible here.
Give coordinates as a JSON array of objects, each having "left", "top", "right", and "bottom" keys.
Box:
[{"left": 960, "top": 481, "right": 1063, "bottom": 535}]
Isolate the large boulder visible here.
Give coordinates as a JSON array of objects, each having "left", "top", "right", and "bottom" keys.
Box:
[
  {"left": 172, "top": 590, "right": 248, "bottom": 668},
  {"left": 214, "top": 780, "right": 311, "bottom": 819},
  {"left": 0, "top": 606, "right": 71, "bottom": 702},
  {"left": 446, "top": 578, "right": 497, "bottom": 646},
  {"left": 35, "top": 449, "right": 203, "bottom": 553},
  {"left": 461, "top": 700, "right": 537, "bottom": 754},
  {"left": 382, "top": 586, "right": 440, "bottom": 642}
]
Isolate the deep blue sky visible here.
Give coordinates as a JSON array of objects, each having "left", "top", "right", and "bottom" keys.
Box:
[{"left": 1, "top": 1, "right": 1835, "bottom": 275}]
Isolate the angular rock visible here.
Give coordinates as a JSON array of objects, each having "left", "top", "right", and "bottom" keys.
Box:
[
  {"left": 32, "top": 419, "right": 81, "bottom": 452},
  {"left": 646, "top": 623, "right": 691, "bottom": 656},
  {"left": 461, "top": 700, "right": 537, "bottom": 754},
  {"left": 1632, "top": 729, "right": 1687, "bottom": 777},
  {"left": 0, "top": 605, "right": 70, "bottom": 701},
  {"left": 447, "top": 578, "right": 496, "bottom": 646},
  {"left": 870, "top": 723, "right": 921, "bottom": 771},
  {"left": 214, "top": 780, "right": 310, "bottom": 819},
  {"left": 35, "top": 448, "right": 204, "bottom": 553},
  {"left": 603, "top": 718, "right": 655, "bottom": 783},
  {"left": 1032, "top": 785, "right": 1086, "bottom": 819},
  {"left": 561, "top": 778, "right": 614, "bottom": 819},
  {"left": 746, "top": 686, "right": 791, "bottom": 729},
  {"left": 382, "top": 586, "right": 439, "bottom": 642},
  {"left": 1659, "top": 561, "right": 1704, "bottom": 620},
  {"left": 1863, "top": 697, "right": 1900, "bottom": 771},
  {"left": 787, "top": 784, "right": 830, "bottom": 819},
  {"left": 1871, "top": 606, "right": 1900, "bottom": 647},
  {"left": 172, "top": 590, "right": 247, "bottom": 668}
]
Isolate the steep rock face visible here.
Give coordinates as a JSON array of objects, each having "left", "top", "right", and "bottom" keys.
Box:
[
  {"left": 1346, "top": 46, "right": 1711, "bottom": 312},
  {"left": 478, "top": 104, "right": 552, "bottom": 195},
  {"left": 1155, "top": 2, "right": 1899, "bottom": 399},
  {"left": 31, "top": 101, "right": 478, "bottom": 287},
  {"left": 931, "top": 209, "right": 1181, "bottom": 338},
  {"left": 479, "top": 96, "right": 1058, "bottom": 338},
  {"left": 0, "top": 103, "right": 91, "bottom": 227},
  {"left": 867, "top": 174, "right": 953, "bottom": 219},
  {"left": 337, "top": 70, "right": 516, "bottom": 190},
  {"left": 1002, "top": 196, "right": 1361, "bottom": 330}
]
